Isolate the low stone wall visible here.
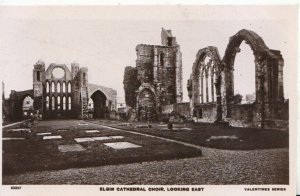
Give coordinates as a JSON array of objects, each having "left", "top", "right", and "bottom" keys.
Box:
[
  {"left": 228, "top": 104, "right": 254, "bottom": 127},
  {"left": 161, "top": 102, "right": 189, "bottom": 122},
  {"left": 194, "top": 104, "right": 217, "bottom": 123},
  {"left": 162, "top": 102, "right": 190, "bottom": 117},
  {"left": 275, "top": 101, "right": 289, "bottom": 120}
]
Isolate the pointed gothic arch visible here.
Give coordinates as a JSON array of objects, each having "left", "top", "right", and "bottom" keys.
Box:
[
  {"left": 188, "top": 46, "right": 222, "bottom": 122},
  {"left": 222, "top": 29, "right": 284, "bottom": 120}
]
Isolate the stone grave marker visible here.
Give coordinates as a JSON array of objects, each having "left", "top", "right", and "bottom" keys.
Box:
[
  {"left": 58, "top": 144, "right": 86, "bottom": 152},
  {"left": 43, "top": 135, "right": 62, "bottom": 140},
  {"left": 85, "top": 130, "right": 100, "bottom": 133},
  {"left": 57, "top": 129, "right": 68, "bottom": 132},
  {"left": 110, "top": 136, "right": 124, "bottom": 139},
  {"left": 8, "top": 128, "right": 31, "bottom": 133},
  {"left": 74, "top": 137, "right": 94, "bottom": 143},
  {"left": 104, "top": 142, "right": 141, "bottom": 150},
  {"left": 36, "top": 132, "right": 52, "bottom": 136},
  {"left": 3, "top": 137, "right": 25, "bottom": 141},
  {"left": 92, "top": 136, "right": 111, "bottom": 141}
]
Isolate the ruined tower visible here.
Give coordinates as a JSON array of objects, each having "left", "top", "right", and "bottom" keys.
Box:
[{"left": 128, "top": 28, "right": 183, "bottom": 121}]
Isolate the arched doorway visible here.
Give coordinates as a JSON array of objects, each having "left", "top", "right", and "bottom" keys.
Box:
[
  {"left": 90, "top": 90, "right": 107, "bottom": 118},
  {"left": 137, "top": 88, "right": 156, "bottom": 121},
  {"left": 22, "top": 95, "right": 34, "bottom": 118}
]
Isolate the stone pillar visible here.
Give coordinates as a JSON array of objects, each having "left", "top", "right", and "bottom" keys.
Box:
[
  {"left": 33, "top": 60, "right": 46, "bottom": 119},
  {"left": 220, "top": 63, "right": 229, "bottom": 119},
  {"left": 205, "top": 72, "right": 209, "bottom": 103},
  {"left": 200, "top": 75, "right": 204, "bottom": 103},
  {"left": 193, "top": 77, "right": 200, "bottom": 105},
  {"left": 153, "top": 49, "right": 158, "bottom": 83},
  {"left": 215, "top": 74, "right": 223, "bottom": 122},
  {"left": 79, "top": 67, "right": 89, "bottom": 119},
  {"left": 211, "top": 72, "right": 215, "bottom": 102},
  {"left": 175, "top": 46, "right": 183, "bottom": 103},
  {"left": 278, "top": 58, "right": 284, "bottom": 101},
  {"left": 187, "top": 79, "right": 193, "bottom": 116}
]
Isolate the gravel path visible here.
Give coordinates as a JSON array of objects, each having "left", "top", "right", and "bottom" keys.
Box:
[{"left": 3, "top": 147, "right": 288, "bottom": 185}]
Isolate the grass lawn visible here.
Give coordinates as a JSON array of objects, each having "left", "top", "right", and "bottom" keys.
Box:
[
  {"left": 88, "top": 119, "right": 289, "bottom": 150},
  {"left": 2, "top": 120, "right": 202, "bottom": 175}
]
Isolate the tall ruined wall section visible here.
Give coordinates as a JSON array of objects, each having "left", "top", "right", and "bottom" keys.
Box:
[
  {"left": 71, "top": 62, "right": 81, "bottom": 118},
  {"left": 186, "top": 29, "right": 288, "bottom": 129},
  {"left": 136, "top": 45, "right": 154, "bottom": 84},
  {"left": 132, "top": 28, "right": 183, "bottom": 121},
  {"left": 153, "top": 46, "right": 178, "bottom": 105}
]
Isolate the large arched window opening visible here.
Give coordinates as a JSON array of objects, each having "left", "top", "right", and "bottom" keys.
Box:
[
  {"left": 221, "top": 29, "right": 285, "bottom": 123},
  {"left": 233, "top": 41, "right": 256, "bottom": 104},
  {"left": 46, "top": 82, "right": 50, "bottom": 93},
  {"left": 46, "top": 96, "right": 49, "bottom": 110},
  {"left": 63, "top": 96, "right": 66, "bottom": 110},
  {"left": 68, "top": 97, "right": 71, "bottom": 110},
  {"left": 57, "top": 96, "right": 61, "bottom": 110},
  {"left": 57, "top": 82, "right": 61, "bottom": 93},
  {"left": 62, "top": 82, "right": 66, "bottom": 93},
  {"left": 52, "top": 96, "right": 55, "bottom": 110},
  {"left": 51, "top": 82, "right": 55, "bottom": 93},
  {"left": 68, "top": 82, "right": 71, "bottom": 93}
]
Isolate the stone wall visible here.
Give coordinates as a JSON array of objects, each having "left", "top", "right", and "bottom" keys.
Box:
[
  {"left": 193, "top": 104, "right": 217, "bottom": 123},
  {"left": 129, "top": 28, "right": 183, "bottom": 122},
  {"left": 88, "top": 83, "right": 117, "bottom": 111},
  {"left": 5, "top": 89, "right": 34, "bottom": 121},
  {"left": 187, "top": 29, "right": 288, "bottom": 129},
  {"left": 4, "top": 60, "right": 117, "bottom": 121},
  {"left": 228, "top": 104, "right": 255, "bottom": 127}
]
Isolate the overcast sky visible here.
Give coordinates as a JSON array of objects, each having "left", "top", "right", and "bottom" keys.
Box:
[{"left": 0, "top": 6, "right": 297, "bottom": 102}]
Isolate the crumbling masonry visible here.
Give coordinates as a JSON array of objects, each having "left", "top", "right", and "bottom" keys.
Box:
[
  {"left": 3, "top": 60, "right": 117, "bottom": 121},
  {"left": 124, "top": 28, "right": 183, "bottom": 121},
  {"left": 187, "top": 29, "right": 288, "bottom": 129}
]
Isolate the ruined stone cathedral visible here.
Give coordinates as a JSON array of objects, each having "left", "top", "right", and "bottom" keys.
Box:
[
  {"left": 3, "top": 60, "right": 117, "bottom": 121},
  {"left": 124, "top": 28, "right": 183, "bottom": 121}
]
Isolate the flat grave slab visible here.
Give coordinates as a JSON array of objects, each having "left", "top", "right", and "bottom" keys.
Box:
[
  {"left": 78, "top": 123, "right": 89, "bottom": 126},
  {"left": 8, "top": 128, "right": 31, "bottom": 133},
  {"left": 117, "top": 123, "right": 132, "bottom": 127},
  {"left": 85, "top": 130, "right": 100, "bottom": 133},
  {"left": 74, "top": 135, "right": 126, "bottom": 143},
  {"left": 36, "top": 132, "right": 52, "bottom": 136},
  {"left": 57, "top": 129, "right": 68, "bottom": 132},
  {"left": 110, "top": 136, "right": 124, "bottom": 139},
  {"left": 74, "top": 137, "right": 94, "bottom": 143},
  {"left": 206, "top": 135, "right": 240, "bottom": 142},
  {"left": 3, "top": 137, "right": 25, "bottom": 141},
  {"left": 135, "top": 125, "right": 152, "bottom": 128},
  {"left": 92, "top": 136, "right": 111, "bottom": 141},
  {"left": 43, "top": 135, "right": 62, "bottom": 140},
  {"left": 58, "top": 144, "right": 86, "bottom": 152},
  {"left": 104, "top": 142, "right": 141, "bottom": 150},
  {"left": 180, "top": 128, "right": 192, "bottom": 131}
]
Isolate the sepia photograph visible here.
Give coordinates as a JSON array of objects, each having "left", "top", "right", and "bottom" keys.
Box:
[{"left": 0, "top": 3, "right": 297, "bottom": 196}]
